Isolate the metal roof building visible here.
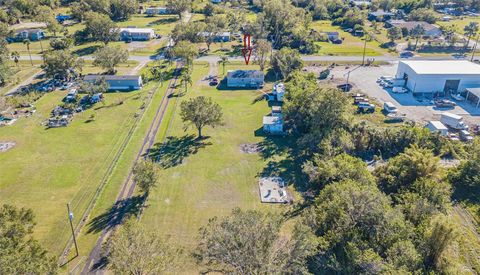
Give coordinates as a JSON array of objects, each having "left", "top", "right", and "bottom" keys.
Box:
[
  {"left": 83, "top": 75, "right": 143, "bottom": 91},
  {"left": 395, "top": 60, "right": 480, "bottom": 95}
]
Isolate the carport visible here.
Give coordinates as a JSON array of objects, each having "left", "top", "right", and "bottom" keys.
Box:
[{"left": 465, "top": 88, "right": 480, "bottom": 108}]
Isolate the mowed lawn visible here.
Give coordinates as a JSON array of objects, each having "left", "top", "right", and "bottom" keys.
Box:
[
  {"left": 140, "top": 63, "right": 286, "bottom": 270},
  {"left": 311, "top": 20, "right": 387, "bottom": 56},
  {"left": 0, "top": 84, "right": 154, "bottom": 254}
]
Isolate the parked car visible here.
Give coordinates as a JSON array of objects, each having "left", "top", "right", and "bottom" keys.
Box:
[
  {"left": 209, "top": 78, "right": 219, "bottom": 86},
  {"left": 435, "top": 99, "right": 456, "bottom": 108},
  {"left": 337, "top": 83, "right": 353, "bottom": 92},
  {"left": 61, "top": 83, "right": 74, "bottom": 90},
  {"left": 459, "top": 130, "right": 474, "bottom": 142},
  {"left": 358, "top": 102, "right": 375, "bottom": 113},
  {"left": 400, "top": 51, "right": 414, "bottom": 58},
  {"left": 392, "top": 87, "right": 408, "bottom": 93},
  {"left": 354, "top": 97, "right": 369, "bottom": 104},
  {"left": 383, "top": 102, "right": 398, "bottom": 113}
]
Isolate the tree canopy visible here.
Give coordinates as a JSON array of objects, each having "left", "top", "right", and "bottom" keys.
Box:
[
  {"left": 93, "top": 46, "right": 129, "bottom": 74},
  {"left": 180, "top": 96, "right": 223, "bottom": 138}
]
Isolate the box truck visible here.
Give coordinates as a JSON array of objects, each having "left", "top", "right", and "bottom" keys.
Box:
[{"left": 440, "top": 113, "right": 469, "bottom": 130}]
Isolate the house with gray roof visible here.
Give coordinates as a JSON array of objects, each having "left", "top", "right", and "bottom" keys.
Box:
[
  {"left": 83, "top": 75, "right": 143, "bottom": 91},
  {"left": 227, "top": 70, "right": 264, "bottom": 89}
]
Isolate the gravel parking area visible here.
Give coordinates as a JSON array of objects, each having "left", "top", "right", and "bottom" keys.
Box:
[{"left": 331, "top": 63, "right": 480, "bottom": 126}]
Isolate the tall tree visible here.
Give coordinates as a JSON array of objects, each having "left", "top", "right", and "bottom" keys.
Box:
[
  {"left": 271, "top": 47, "right": 303, "bottom": 79},
  {"left": 387, "top": 27, "right": 401, "bottom": 44},
  {"left": 110, "top": 0, "right": 137, "bottom": 21},
  {"left": 93, "top": 46, "right": 129, "bottom": 74},
  {"left": 179, "top": 67, "right": 192, "bottom": 93},
  {"left": 180, "top": 96, "right": 223, "bottom": 138},
  {"left": 218, "top": 55, "right": 229, "bottom": 76},
  {"left": 253, "top": 38, "right": 271, "bottom": 71},
  {"left": 410, "top": 24, "right": 425, "bottom": 51},
  {"left": 132, "top": 159, "right": 159, "bottom": 196},
  {"left": 0, "top": 204, "right": 57, "bottom": 274},
  {"left": 195, "top": 208, "right": 316, "bottom": 274},
  {"left": 107, "top": 220, "right": 183, "bottom": 274},
  {"left": 463, "top": 22, "right": 479, "bottom": 50},
  {"left": 84, "top": 11, "right": 119, "bottom": 44},
  {"left": 166, "top": 0, "right": 191, "bottom": 20},
  {"left": 23, "top": 39, "right": 33, "bottom": 66},
  {"left": 173, "top": 40, "right": 197, "bottom": 67},
  {"left": 423, "top": 215, "right": 457, "bottom": 270},
  {"left": 43, "top": 50, "right": 83, "bottom": 80}
]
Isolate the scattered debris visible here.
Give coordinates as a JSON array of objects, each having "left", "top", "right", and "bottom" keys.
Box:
[
  {"left": 240, "top": 143, "right": 262, "bottom": 154},
  {"left": 258, "top": 177, "right": 292, "bottom": 204},
  {"left": 0, "top": 142, "right": 16, "bottom": 152}
]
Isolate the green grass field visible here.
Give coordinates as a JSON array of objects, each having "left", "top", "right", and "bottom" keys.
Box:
[
  {"left": 139, "top": 62, "right": 290, "bottom": 271},
  {"left": 0, "top": 71, "right": 173, "bottom": 257},
  {"left": 311, "top": 20, "right": 387, "bottom": 56}
]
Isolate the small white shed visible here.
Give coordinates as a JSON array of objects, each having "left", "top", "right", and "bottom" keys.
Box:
[
  {"left": 273, "top": 83, "right": 285, "bottom": 102},
  {"left": 263, "top": 116, "right": 284, "bottom": 135}
]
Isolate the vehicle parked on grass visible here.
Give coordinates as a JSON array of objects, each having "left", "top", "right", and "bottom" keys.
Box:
[
  {"left": 383, "top": 102, "right": 398, "bottom": 113},
  {"left": 358, "top": 102, "right": 375, "bottom": 113},
  {"left": 354, "top": 97, "right": 369, "bottom": 104},
  {"left": 459, "top": 130, "right": 474, "bottom": 142},
  {"left": 440, "top": 112, "right": 469, "bottom": 130},
  {"left": 209, "top": 78, "right": 219, "bottom": 86}
]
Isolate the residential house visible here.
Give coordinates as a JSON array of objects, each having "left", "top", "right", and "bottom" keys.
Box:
[
  {"left": 198, "top": 31, "right": 231, "bottom": 42},
  {"left": 11, "top": 29, "right": 45, "bottom": 42},
  {"left": 368, "top": 10, "right": 395, "bottom": 22},
  {"left": 118, "top": 28, "right": 156, "bottom": 41},
  {"left": 227, "top": 70, "right": 264, "bottom": 88},
  {"left": 145, "top": 7, "right": 170, "bottom": 15},
  {"left": 386, "top": 20, "right": 442, "bottom": 37},
  {"left": 83, "top": 75, "right": 143, "bottom": 91}
]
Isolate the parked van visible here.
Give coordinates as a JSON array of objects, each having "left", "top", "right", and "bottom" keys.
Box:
[
  {"left": 425, "top": 121, "right": 449, "bottom": 136},
  {"left": 440, "top": 113, "right": 469, "bottom": 130},
  {"left": 383, "top": 102, "right": 398, "bottom": 113}
]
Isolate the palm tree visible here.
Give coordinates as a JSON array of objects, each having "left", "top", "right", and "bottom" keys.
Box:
[
  {"left": 11, "top": 51, "right": 20, "bottom": 67},
  {"left": 23, "top": 39, "right": 33, "bottom": 66},
  {"left": 464, "top": 22, "right": 479, "bottom": 50},
  {"left": 219, "top": 56, "right": 229, "bottom": 76},
  {"left": 410, "top": 24, "right": 425, "bottom": 51},
  {"left": 179, "top": 68, "right": 192, "bottom": 93}
]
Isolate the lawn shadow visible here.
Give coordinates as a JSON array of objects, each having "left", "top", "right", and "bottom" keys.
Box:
[
  {"left": 147, "top": 134, "right": 212, "bottom": 169},
  {"left": 72, "top": 45, "right": 101, "bottom": 56},
  {"left": 254, "top": 128, "right": 310, "bottom": 192},
  {"left": 86, "top": 195, "right": 145, "bottom": 234},
  {"left": 148, "top": 17, "right": 178, "bottom": 26},
  {"left": 452, "top": 185, "right": 480, "bottom": 205}
]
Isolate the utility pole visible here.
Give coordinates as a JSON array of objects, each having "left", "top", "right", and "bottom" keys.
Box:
[
  {"left": 67, "top": 203, "right": 79, "bottom": 257},
  {"left": 471, "top": 34, "right": 480, "bottom": 61},
  {"left": 362, "top": 33, "right": 369, "bottom": 66}
]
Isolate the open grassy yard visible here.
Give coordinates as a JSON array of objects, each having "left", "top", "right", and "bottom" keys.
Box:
[
  {"left": 311, "top": 20, "right": 388, "bottom": 56},
  {"left": 0, "top": 60, "right": 43, "bottom": 95},
  {"left": 140, "top": 62, "right": 290, "bottom": 271},
  {"left": 437, "top": 16, "right": 480, "bottom": 35},
  {"left": 0, "top": 78, "right": 166, "bottom": 255}
]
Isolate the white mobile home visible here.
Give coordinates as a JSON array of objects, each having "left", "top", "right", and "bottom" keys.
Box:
[
  {"left": 227, "top": 70, "right": 264, "bottom": 89},
  {"left": 118, "top": 28, "right": 155, "bottom": 41},
  {"left": 84, "top": 75, "right": 143, "bottom": 91},
  {"left": 395, "top": 60, "right": 480, "bottom": 95}
]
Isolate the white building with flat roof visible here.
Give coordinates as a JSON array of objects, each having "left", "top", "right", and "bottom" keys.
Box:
[{"left": 395, "top": 60, "right": 480, "bottom": 95}]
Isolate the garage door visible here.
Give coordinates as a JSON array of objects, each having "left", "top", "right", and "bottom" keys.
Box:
[{"left": 443, "top": 79, "right": 460, "bottom": 94}]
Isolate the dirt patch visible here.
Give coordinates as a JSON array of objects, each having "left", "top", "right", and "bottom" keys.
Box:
[
  {"left": 239, "top": 143, "right": 262, "bottom": 154},
  {"left": 0, "top": 142, "right": 15, "bottom": 152}
]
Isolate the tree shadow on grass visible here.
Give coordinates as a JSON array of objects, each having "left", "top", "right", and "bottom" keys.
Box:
[
  {"left": 86, "top": 195, "right": 145, "bottom": 235},
  {"left": 146, "top": 134, "right": 212, "bottom": 169},
  {"left": 72, "top": 45, "right": 101, "bottom": 56},
  {"left": 254, "top": 127, "right": 310, "bottom": 193}
]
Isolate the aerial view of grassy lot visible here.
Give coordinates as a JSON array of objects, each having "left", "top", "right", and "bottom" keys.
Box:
[
  {"left": 0, "top": 69, "right": 172, "bottom": 257},
  {"left": 311, "top": 20, "right": 389, "bottom": 56},
  {"left": 140, "top": 62, "right": 291, "bottom": 270}
]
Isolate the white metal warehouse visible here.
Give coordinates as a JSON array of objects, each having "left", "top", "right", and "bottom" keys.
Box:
[{"left": 395, "top": 60, "right": 480, "bottom": 95}]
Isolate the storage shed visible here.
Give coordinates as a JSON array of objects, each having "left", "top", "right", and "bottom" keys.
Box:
[
  {"left": 395, "top": 60, "right": 480, "bottom": 96},
  {"left": 263, "top": 116, "right": 284, "bottom": 135}
]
